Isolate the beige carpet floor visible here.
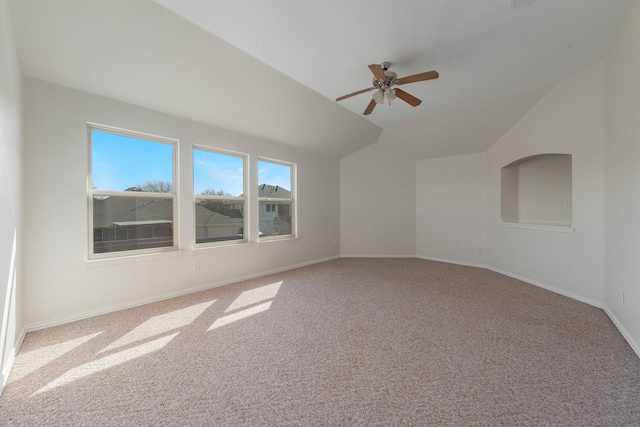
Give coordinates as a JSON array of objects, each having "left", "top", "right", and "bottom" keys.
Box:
[{"left": 1, "top": 258, "right": 639, "bottom": 426}]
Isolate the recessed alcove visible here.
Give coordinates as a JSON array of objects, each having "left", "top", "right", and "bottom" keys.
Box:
[{"left": 501, "top": 154, "right": 573, "bottom": 229}]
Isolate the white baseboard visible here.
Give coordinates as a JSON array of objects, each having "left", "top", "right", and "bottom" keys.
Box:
[
  {"left": 416, "top": 254, "right": 603, "bottom": 308},
  {"left": 340, "top": 253, "right": 415, "bottom": 259},
  {"left": 415, "top": 254, "right": 639, "bottom": 359},
  {"left": 25, "top": 255, "right": 339, "bottom": 332},
  {"left": 19, "top": 253, "right": 640, "bottom": 364},
  {"left": 1, "top": 326, "right": 26, "bottom": 396},
  {"left": 602, "top": 306, "right": 640, "bottom": 360},
  {"left": 416, "top": 255, "right": 486, "bottom": 269},
  {"left": 486, "top": 266, "right": 604, "bottom": 309}
]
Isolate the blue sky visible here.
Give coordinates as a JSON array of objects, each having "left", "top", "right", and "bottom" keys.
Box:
[
  {"left": 91, "top": 130, "right": 173, "bottom": 191},
  {"left": 193, "top": 149, "right": 244, "bottom": 196},
  {"left": 92, "top": 130, "right": 292, "bottom": 196},
  {"left": 257, "top": 160, "right": 292, "bottom": 193}
]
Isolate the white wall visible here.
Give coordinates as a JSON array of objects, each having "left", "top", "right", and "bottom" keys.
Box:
[
  {"left": 416, "top": 152, "right": 487, "bottom": 266},
  {"left": 343, "top": 61, "right": 606, "bottom": 307},
  {"left": 604, "top": 0, "right": 640, "bottom": 354},
  {"left": 0, "top": 0, "right": 24, "bottom": 389},
  {"left": 502, "top": 154, "right": 572, "bottom": 226},
  {"left": 23, "top": 78, "right": 340, "bottom": 327},
  {"left": 345, "top": 14, "right": 640, "bottom": 357},
  {"left": 340, "top": 143, "right": 416, "bottom": 257},
  {"left": 487, "top": 62, "right": 605, "bottom": 305}
]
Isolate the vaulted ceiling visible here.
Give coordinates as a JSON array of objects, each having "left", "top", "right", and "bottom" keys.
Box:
[{"left": 10, "top": 0, "right": 634, "bottom": 159}]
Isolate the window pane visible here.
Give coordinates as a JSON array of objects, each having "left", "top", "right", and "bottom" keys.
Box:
[
  {"left": 194, "top": 149, "right": 244, "bottom": 197},
  {"left": 195, "top": 199, "right": 244, "bottom": 243},
  {"left": 258, "top": 161, "right": 291, "bottom": 200},
  {"left": 259, "top": 201, "right": 292, "bottom": 237},
  {"left": 91, "top": 130, "right": 173, "bottom": 192},
  {"left": 93, "top": 195, "right": 173, "bottom": 254}
]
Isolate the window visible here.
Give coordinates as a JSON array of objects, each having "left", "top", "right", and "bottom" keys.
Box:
[
  {"left": 501, "top": 153, "right": 572, "bottom": 227},
  {"left": 88, "top": 124, "right": 177, "bottom": 258},
  {"left": 258, "top": 158, "right": 296, "bottom": 239},
  {"left": 193, "top": 147, "right": 247, "bottom": 245}
]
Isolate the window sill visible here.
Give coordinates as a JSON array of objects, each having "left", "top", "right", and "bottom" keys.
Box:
[
  {"left": 85, "top": 249, "right": 184, "bottom": 268},
  {"left": 192, "top": 241, "right": 254, "bottom": 254},
  {"left": 258, "top": 236, "right": 299, "bottom": 245},
  {"left": 499, "top": 221, "right": 575, "bottom": 234}
]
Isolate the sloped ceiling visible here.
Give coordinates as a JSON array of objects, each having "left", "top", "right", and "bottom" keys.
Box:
[
  {"left": 10, "top": 0, "right": 380, "bottom": 159},
  {"left": 377, "top": 86, "right": 552, "bottom": 159},
  {"left": 11, "top": 0, "right": 634, "bottom": 159}
]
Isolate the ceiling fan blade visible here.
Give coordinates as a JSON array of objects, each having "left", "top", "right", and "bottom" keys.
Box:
[
  {"left": 363, "top": 99, "right": 376, "bottom": 115},
  {"left": 394, "top": 88, "right": 422, "bottom": 107},
  {"left": 396, "top": 70, "right": 439, "bottom": 85},
  {"left": 368, "top": 64, "right": 387, "bottom": 81},
  {"left": 335, "top": 87, "right": 375, "bottom": 102}
]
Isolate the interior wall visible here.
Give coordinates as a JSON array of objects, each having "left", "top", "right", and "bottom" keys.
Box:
[
  {"left": 487, "top": 61, "right": 605, "bottom": 305},
  {"left": 340, "top": 143, "right": 416, "bottom": 257},
  {"left": 0, "top": 0, "right": 24, "bottom": 388},
  {"left": 500, "top": 166, "right": 519, "bottom": 222},
  {"left": 515, "top": 154, "right": 572, "bottom": 225},
  {"left": 604, "top": 0, "right": 640, "bottom": 354},
  {"left": 23, "top": 78, "right": 340, "bottom": 327},
  {"left": 416, "top": 152, "right": 487, "bottom": 266}
]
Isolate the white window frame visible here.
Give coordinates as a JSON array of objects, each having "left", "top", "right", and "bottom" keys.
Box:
[
  {"left": 87, "top": 123, "right": 179, "bottom": 260},
  {"left": 258, "top": 157, "right": 297, "bottom": 241},
  {"left": 193, "top": 146, "right": 249, "bottom": 247}
]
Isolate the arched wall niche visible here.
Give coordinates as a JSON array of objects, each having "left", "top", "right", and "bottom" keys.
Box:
[{"left": 501, "top": 153, "right": 572, "bottom": 227}]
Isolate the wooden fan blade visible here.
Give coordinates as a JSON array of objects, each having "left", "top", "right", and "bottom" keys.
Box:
[
  {"left": 368, "top": 64, "right": 387, "bottom": 81},
  {"left": 335, "top": 87, "right": 374, "bottom": 102},
  {"left": 394, "top": 88, "right": 422, "bottom": 107},
  {"left": 363, "top": 99, "right": 376, "bottom": 115},
  {"left": 396, "top": 70, "right": 439, "bottom": 85}
]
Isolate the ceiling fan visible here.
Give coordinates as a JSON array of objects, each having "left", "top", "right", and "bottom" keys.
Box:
[{"left": 335, "top": 62, "right": 439, "bottom": 115}]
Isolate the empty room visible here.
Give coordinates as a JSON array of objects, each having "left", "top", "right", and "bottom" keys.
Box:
[{"left": 1, "top": 0, "right": 639, "bottom": 425}]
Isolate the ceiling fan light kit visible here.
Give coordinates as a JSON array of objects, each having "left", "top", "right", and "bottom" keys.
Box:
[
  {"left": 336, "top": 62, "right": 439, "bottom": 115},
  {"left": 384, "top": 87, "right": 396, "bottom": 103},
  {"left": 372, "top": 84, "right": 397, "bottom": 105},
  {"left": 372, "top": 88, "right": 386, "bottom": 104}
]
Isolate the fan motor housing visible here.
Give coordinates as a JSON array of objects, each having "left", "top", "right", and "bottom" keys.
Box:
[{"left": 372, "top": 70, "right": 398, "bottom": 89}]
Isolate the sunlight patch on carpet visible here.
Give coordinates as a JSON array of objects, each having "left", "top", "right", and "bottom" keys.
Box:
[
  {"left": 9, "top": 332, "right": 103, "bottom": 382},
  {"left": 209, "top": 301, "right": 272, "bottom": 330},
  {"left": 225, "top": 281, "right": 282, "bottom": 313},
  {"left": 34, "top": 333, "right": 179, "bottom": 395},
  {"left": 99, "top": 300, "right": 216, "bottom": 353}
]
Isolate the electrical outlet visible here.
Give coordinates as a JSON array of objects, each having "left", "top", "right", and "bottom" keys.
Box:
[
  {"left": 622, "top": 290, "right": 625, "bottom": 304},
  {"left": 192, "top": 261, "right": 200, "bottom": 271}
]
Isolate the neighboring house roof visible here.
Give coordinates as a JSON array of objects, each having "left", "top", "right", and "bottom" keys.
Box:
[
  {"left": 222, "top": 208, "right": 244, "bottom": 219},
  {"left": 258, "top": 184, "right": 290, "bottom": 199},
  {"left": 195, "top": 204, "right": 240, "bottom": 226},
  {"left": 93, "top": 197, "right": 174, "bottom": 228},
  {"left": 94, "top": 185, "right": 286, "bottom": 228},
  {"left": 93, "top": 196, "right": 240, "bottom": 228}
]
